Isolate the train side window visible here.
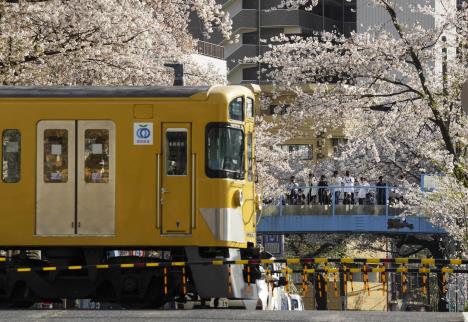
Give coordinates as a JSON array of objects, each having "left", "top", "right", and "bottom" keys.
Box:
[
  {"left": 229, "top": 97, "right": 244, "bottom": 121},
  {"left": 2, "top": 129, "right": 21, "bottom": 183},
  {"left": 84, "top": 129, "right": 110, "bottom": 183},
  {"left": 246, "top": 98, "right": 254, "bottom": 118},
  {"left": 247, "top": 133, "right": 253, "bottom": 181},
  {"left": 44, "top": 129, "right": 68, "bottom": 183},
  {"left": 166, "top": 130, "right": 187, "bottom": 176}
]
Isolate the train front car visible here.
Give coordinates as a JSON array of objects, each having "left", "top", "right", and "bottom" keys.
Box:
[{"left": 0, "top": 84, "right": 261, "bottom": 308}]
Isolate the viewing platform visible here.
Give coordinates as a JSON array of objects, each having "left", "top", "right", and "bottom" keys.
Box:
[{"left": 256, "top": 185, "right": 445, "bottom": 235}]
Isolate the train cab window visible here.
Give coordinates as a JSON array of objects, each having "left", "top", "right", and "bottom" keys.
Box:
[
  {"left": 166, "top": 130, "right": 187, "bottom": 176},
  {"left": 229, "top": 97, "right": 244, "bottom": 121},
  {"left": 206, "top": 123, "right": 244, "bottom": 180},
  {"left": 43, "top": 129, "right": 68, "bottom": 183},
  {"left": 247, "top": 133, "right": 253, "bottom": 181},
  {"left": 246, "top": 98, "right": 254, "bottom": 118},
  {"left": 84, "top": 129, "right": 110, "bottom": 183},
  {"left": 2, "top": 129, "right": 21, "bottom": 183}
]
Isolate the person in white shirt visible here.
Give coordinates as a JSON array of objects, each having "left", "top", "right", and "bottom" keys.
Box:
[
  {"left": 343, "top": 170, "right": 355, "bottom": 204},
  {"left": 330, "top": 170, "right": 343, "bottom": 205},
  {"left": 357, "top": 177, "right": 370, "bottom": 205},
  {"left": 307, "top": 173, "right": 318, "bottom": 204}
]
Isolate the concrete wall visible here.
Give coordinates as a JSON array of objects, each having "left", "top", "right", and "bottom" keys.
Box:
[
  {"left": 357, "top": 0, "right": 436, "bottom": 35},
  {"left": 190, "top": 54, "right": 228, "bottom": 82}
]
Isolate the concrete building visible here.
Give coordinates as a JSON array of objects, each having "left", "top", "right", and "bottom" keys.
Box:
[
  {"left": 191, "top": 0, "right": 357, "bottom": 84},
  {"left": 357, "top": 0, "right": 465, "bottom": 86},
  {"left": 357, "top": 0, "right": 465, "bottom": 34},
  {"left": 188, "top": 0, "right": 465, "bottom": 163}
]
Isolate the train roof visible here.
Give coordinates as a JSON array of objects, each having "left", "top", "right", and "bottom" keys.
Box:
[{"left": 0, "top": 86, "right": 211, "bottom": 98}]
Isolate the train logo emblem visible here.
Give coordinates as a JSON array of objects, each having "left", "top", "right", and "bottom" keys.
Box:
[
  {"left": 136, "top": 126, "right": 151, "bottom": 139},
  {"left": 134, "top": 122, "right": 153, "bottom": 145}
]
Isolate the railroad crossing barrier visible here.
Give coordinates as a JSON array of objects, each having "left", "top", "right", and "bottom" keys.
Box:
[
  {"left": 1, "top": 256, "right": 467, "bottom": 271},
  {"left": 1, "top": 257, "right": 466, "bottom": 298}
]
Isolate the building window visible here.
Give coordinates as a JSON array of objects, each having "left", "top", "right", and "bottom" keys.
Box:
[
  {"left": 281, "top": 144, "right": 313, "bottom": 160},
  {"left": 243, "top": 32, "right": 258, "bottom": 45},
  {"left": 344, "top": 1, "right": 357, "bottom": 22},
  {"left": 242, "top": 0, "right": 257, "bottom": 9},
  {"left": 324, "top": 0, "right": 343, "bottom": 21},
  {"left": 332, "top": 137, "right": 348, "bottom": 154},
  {"left": 457, "top": 0, "right": 467, "bottom": 9},
  {"left": 242, "top": 67, "right": 258, "bottom": 82},
  {"left": 2, "top": 129, "right": 21, "bottom": 183},
  {"left": 269, "top": 104, "right": 289, "bottom": 115}
]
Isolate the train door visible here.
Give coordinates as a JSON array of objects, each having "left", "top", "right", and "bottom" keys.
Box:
[
  {"left": 77, "top": 121, "right": 115, "bottom": 235},
  {"left": 36, "top": 121, "right": 76, "bottom": 235},
  {"left": 161, "top": 123, "right": 191, "bottom": 234},
  {"left": 36, "top": 120, "right": 115, "bottom": 235}
]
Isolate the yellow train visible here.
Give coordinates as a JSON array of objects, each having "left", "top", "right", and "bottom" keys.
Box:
[{"left": 0, "top": 84, "right": 261, "bottom": 307}]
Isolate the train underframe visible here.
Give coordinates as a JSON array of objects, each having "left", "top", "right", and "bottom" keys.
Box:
[{"left": 0, "top": 246, "right": 261, "bottom": 309}]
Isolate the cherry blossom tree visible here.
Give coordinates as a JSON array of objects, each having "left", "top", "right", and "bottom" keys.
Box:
[
  {"left": 0, "top": 0, "right": 231, "bottom": 85},
  {"left": 254, "top": 0, "right": 468, "bottom": 254}
]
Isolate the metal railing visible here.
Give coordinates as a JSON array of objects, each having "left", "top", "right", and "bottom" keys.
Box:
[
  {"left": 196, "top": 40, "right": 224, "bottom": 59},
  {"left": 263, "top": 185, "right": 407, "bottom": 217}
]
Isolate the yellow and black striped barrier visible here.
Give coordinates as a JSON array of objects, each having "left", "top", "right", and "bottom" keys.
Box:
[{"left": 0, "top": 257, "right": 466, "bottom": 274}]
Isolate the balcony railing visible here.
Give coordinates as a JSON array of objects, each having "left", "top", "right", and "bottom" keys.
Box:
[
  {"left": 197, "top": 41, "right": 224, "bottom": 59},
  {"left": 263, "top": 185, "right": 407, "bottom": 217}
]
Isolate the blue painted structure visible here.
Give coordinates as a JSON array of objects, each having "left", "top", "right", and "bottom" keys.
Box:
[
  {"left": 256, "top": 185, "right": 446, "bottom": 235},
  {"left": 257, "top": 212, "right": 445, "bottom": 234}
]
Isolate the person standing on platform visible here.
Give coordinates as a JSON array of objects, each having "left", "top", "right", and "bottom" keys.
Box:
[
  {"left": 376, "top": 176, "right": 386, "bottom": 205},
  {"left": 343, "top": 170, "right": 355, "bottom": 204},
  {"left": 318, "top": 175, "right": 329, "bottom": 205},
  {"left": 357, "top": 177, "right": 370, "bottom": 205},
  {"left": 307, "top": 173, "right": 318, "bottom": 204},
  {"left": 286, "top": 175, "right": 299, "bottom": 205},
  {"left": 330, "top": 170, "right": 343, "bottom": 205}
]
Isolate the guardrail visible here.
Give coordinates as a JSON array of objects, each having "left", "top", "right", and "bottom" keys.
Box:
[
  {"left": 264, "top": 185, "right": 408, "bottom": 217},
  {"left": 197, "top": 40, "right": 224, "bottom": 59}
]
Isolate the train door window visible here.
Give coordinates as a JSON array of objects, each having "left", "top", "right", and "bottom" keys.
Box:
[
  {"left": 246, "top": 97, "right": 254, "bottom": 118},
  {"left": 2, "top": 129, "right": 21, "bottom": 183},
  {"left": 229, "top": 97, "right": 244, "bottom": 121},
  {"left": 247, "top": 133, "right": 253, "bottom": 181},
  {"left": 84, "top": 129, "right": 110, "bottom": 183},
  {"left": 166, "top": 129, "right": 187, "bottom": 176},
  {"left": 43, "top": 129, "right": 68, "bottom": 183}
]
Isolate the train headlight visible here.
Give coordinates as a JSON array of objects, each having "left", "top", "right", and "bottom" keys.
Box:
[{"left": 234, "top": 189, "right": 244, "bottom": 207}]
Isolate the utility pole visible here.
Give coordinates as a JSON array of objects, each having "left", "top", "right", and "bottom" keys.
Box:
[
  {"left": 462, "top": 80, "right": 468, "bottom": 114},
  {"left": 257, "top": 0, "right": 261, "bottom": 84}
]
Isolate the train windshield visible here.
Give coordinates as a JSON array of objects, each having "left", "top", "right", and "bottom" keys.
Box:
[{"left": 206, "top": 123, "right": 244, "bottom": 179}]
